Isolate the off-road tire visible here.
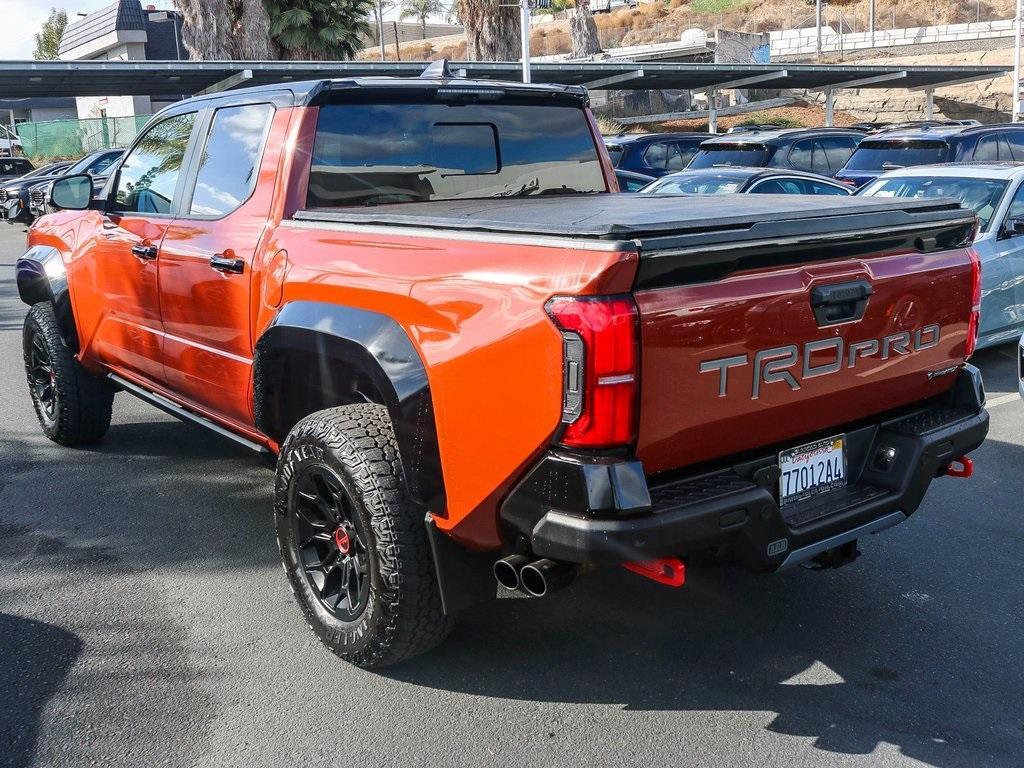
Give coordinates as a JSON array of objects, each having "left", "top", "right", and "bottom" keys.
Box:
[
  {"left": 23, "top": 302, "right": 114, "bottom": 446},
  {"left": 274, "top": 404, "right": 450, "bottom": 668}
]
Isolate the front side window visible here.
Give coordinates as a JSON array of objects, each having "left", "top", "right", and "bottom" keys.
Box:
[
  {"left": 665, "top": 142, "right": 696, "bottom": 171},
  {"left": 0, "top": 159, "right": 32, "bottom": 176},
  {"left": 190, "top": 103, "right": 274, "bottom": 217},
  {"left": 787, "top": 140, "right": 815, "bottom": 171},
  {"left": 112, "top": 112, "right": 195, "bottom": 215},
  {"left": 87, "top": 152, "right": 121, "bottom": 176},
  {"left": 307, "top": 101, "right": 605, "bottom": 207},
  {"left": 819, "top": 136, "right": 858, "bottom": 171},
  {"left": 859, "top": 175, "right": 1008, "bottom": 231}
]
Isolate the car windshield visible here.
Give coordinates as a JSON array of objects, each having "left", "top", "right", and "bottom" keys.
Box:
[
  {"left": 859, "top": 175, "right": 1008, "bottom": 230},
  {"left": 642, "top": 172, "right": 745, "bottom": 195},
  {"left": 843, "top": 140, "right": 950, "bottom": 171},
  {"left": 22, "top": 163, "right": 67, "bottom": 179},
  {"left": 688, "top": 144, "right": 771, "bottom": 169}
]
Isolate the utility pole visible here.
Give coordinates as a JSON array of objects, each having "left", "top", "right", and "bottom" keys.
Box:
[
  {"left": 869, "top": 0, "right": 875, "bottom": 48},
  {"left": 815, "top": 0, "right": 822, "bottom": 60},
  {"left": 1015, "top": 0, "right": 1023, "bottom": 122},
  {"left": 520, "top": 0, "right": 531, "bottom": 83}
]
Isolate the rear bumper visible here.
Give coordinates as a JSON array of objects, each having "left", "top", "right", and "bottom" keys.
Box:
[{"left": 500, "top": 365, "right": 988, "bottom": 572}]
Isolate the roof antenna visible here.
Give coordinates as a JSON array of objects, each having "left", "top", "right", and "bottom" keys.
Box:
[{"left": 421, "top": 59, "right": 454, "bottom": 79}]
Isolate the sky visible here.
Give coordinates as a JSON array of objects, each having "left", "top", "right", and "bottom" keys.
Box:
[
  {"left": 2, "top": 0, "right": 448, "bottom": 60},
  {"left": 3, "top": 0, "right": 115, "bottom": 59}
]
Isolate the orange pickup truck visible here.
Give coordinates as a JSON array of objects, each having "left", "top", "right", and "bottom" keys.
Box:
[{"left": 17, "top": 67, "right": 988, "bottom": 667}]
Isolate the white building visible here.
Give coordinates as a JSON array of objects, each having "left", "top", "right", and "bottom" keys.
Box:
[{"left": 58, "top": 0, "right": 186, "bottom": 120}]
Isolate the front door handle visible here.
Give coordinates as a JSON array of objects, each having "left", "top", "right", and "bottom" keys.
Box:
[
  {"left": 210, "top": 254, "right": 244, "bottom": 274},
  {"left": 131, "top": 243, "right": 158, "bottom": 260}
]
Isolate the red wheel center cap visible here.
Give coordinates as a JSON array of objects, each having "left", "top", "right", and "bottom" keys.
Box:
[{"left": 333, "top": 527, "right": 351, "bottom": 555}]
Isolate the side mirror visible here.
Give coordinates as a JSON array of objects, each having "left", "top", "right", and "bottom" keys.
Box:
[
  {"left": 1003, "top": 216, "right": 1024, "bottom": 238},
  {"left": 49, "top": 174, "right": 93, "bottom": 211}
]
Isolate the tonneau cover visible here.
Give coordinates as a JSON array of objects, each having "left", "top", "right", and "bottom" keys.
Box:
[{"left": 293, "top": 194, "right": 971, "bottom": 244}]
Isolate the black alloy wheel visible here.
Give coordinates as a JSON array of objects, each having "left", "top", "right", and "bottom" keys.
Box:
[{"left": 290, "top": 464, "right": 371, "bottom": 622}]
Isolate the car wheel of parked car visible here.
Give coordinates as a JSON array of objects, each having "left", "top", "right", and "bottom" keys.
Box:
[
  {"left": 274, "top": 404, "right": 450, "bottom": 667},
  {"left": 22, "top": 302, "right": 114, "bottom": 445}
]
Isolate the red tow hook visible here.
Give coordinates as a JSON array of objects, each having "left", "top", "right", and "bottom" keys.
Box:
[
  {"left": 623, "top": 558, "right": 686, "bottom": 587},
  {"left": 944, "top": 456, "right": 974, "bottom": 479}
]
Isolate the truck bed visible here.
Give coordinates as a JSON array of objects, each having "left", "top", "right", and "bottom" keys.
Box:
[{"left": 294, "top": 193, "right": 971, "bottom": 245}]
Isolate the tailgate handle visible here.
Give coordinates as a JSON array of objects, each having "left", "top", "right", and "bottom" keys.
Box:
[{"left": 810, "top": 280, "right": 873, "bottom": 326}]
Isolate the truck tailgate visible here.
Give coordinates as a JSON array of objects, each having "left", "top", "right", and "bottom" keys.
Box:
[{"left": 633, "top": 203, "right": 977, "bottom": 476}]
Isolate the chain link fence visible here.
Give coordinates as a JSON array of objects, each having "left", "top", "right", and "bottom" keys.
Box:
[{"left": 14, "top": 116, "right": 150, "bottom": 163}]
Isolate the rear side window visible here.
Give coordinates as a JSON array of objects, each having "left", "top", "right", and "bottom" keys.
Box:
[
  {"left": 643, "top": 141, "right": 695, "bottom": 172},
  {"left": 974, "top": 134, "right": 1013, "bottom": 162},
  {"left": 307, "top": 102, "right": 606, "bottom": 207},
  {"left": 189, "top": 103, "right": 274, "bottom": 217},
  {"left": 749, "top": 178, "right": 804, "bottom": 194},
  {"left": 111, "top": 112, "right": 196, "bottom": 215},
  {"left": 819, "top": 136, "right": 858, "bottom": 171},
  {"left": 0, "top": 159, "right": 32, "bottom": 175},
  {"left": 605, "top": 144, "right": 624, "bottom": 167}
]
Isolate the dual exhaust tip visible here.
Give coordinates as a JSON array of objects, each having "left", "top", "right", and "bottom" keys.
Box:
[{"left": 493, "top": 554, "right": 575, "bottom": 597}]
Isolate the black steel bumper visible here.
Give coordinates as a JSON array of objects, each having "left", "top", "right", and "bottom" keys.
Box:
[{"left": 500, "top": 365, "right": 989, "bottom": 572}]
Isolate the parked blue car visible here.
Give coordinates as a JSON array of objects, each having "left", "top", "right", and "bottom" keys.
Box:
[
  {"left": 837, "top": 123, "right": 1024, "bottom": 188},
  {"left": 859, "top": 162, "right": 1024, "bottom": 350},
  {"left": 603, "top": 132, "right": 713, "bottom": 177}
]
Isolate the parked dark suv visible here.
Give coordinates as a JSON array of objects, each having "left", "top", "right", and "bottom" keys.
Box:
[
  {"left": 836, "top": 123, "right": 1024, "bottom": 188},
  {"left": 688, "top": 128, "right": 864, "bottom": 176},
  {"left": 603, "top": 132, "right": 714, "bottom": 177}
]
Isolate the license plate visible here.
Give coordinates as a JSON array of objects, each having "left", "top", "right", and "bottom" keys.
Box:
[{"left": 778, "top": 435, "right": 846, "bottom": 506}]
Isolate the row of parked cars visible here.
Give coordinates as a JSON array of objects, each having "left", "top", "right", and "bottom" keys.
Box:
[
  {"left": 0, "top": 148, "right": 123, "bottom": 223},
  {"left": 607, "top": 121, "right": 1024, "bottom": 352}
]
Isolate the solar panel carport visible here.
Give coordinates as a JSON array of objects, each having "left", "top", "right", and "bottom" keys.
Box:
[{"left": 0, "top": 59, "right": 1010, "bottom": 129}]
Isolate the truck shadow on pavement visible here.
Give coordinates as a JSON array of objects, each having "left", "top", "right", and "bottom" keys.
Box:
[{"left": 0, "top": 613, "right": 81, "bottom": 768}]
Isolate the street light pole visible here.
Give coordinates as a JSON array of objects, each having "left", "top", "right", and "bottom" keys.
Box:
[
  {"left": 377, "top": 0, "right": 386, "bottom": 61},
  {"left": 815, "top": 0, "right": 823, "bottom": 60},
  {"left": 520, "top": 0, "right": 531, "bottom": 83},
  {"left": 1014, "top": 0, "right": 1022, "bottom": 122}
]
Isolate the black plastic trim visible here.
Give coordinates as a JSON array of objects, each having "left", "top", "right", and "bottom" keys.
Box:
[
  {"left": 253, "top": 301, "right": 445, "bottom": 516},
  {"left": 15, "top": 245, "right": 79, "bottom": 351},
  {"left": 501, "top": 366, "right": 988, "bottom": 570}
]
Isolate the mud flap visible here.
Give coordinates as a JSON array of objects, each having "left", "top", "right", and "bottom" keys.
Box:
[{"left": 424, "top": 515, "right": 496, "bottom": 617}]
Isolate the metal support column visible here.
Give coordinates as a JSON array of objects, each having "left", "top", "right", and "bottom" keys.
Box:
[
  {"left": 520, "top": 0, "right": 531, "bottom": 83},
  {"left": 708, "top": 89, "right": 718, "bottom": 133},
  {"left": 925, "top": 88, "right": 934, "bottom": 120},
  {"left": 825, "top": 89, "right": 834, "bottom": 126}
]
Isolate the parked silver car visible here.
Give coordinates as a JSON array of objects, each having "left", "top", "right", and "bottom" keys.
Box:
[{"left": 859, "top": 162, "right": 1024, "bottom": 350}]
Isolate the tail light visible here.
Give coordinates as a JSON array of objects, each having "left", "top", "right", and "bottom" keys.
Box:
[
  {"left": 965, "top": 246, "right": 981, "bottom": 359},
  {"left": 545, "top": 295, "right": 639, "bottom": 449}
]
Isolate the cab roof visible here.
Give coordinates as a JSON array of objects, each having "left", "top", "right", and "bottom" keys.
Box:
[{"left": 869, "top": 162, "right": 1024, "bottom": 180}]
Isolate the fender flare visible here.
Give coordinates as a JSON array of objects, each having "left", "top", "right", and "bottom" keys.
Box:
[
  {"left": 16, "top": 245, "right": 79, "bottom": 351},
  {"left": 253, "top": 301, "right": 445, "bottom": 516}
]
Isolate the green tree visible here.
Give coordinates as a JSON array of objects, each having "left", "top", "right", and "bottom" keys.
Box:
[
  {"left": 264, "top": 0, "right": 374, "bottom": 60},
  {"left": 399, "top": 0, "right": 441, "bottom": 39},
  {"left": 33, "top": 7, "right": 67, "bottom": 60}
]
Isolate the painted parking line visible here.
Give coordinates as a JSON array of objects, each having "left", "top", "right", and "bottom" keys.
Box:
[{"left": 986, "top": 392, "right": 1021, "bottom": 409}]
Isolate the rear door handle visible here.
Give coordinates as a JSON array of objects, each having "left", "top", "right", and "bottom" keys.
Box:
[
  {"left": 210, "top": 254, "right": 244, "bottom": 274},
  {"left": 131, "top": 243, "right": 158, "bottom": 260}
]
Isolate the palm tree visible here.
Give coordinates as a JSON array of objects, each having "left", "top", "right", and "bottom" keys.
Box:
[
  {"left": 264, "top": 0, "right": 375, "bottom": 60},
  {"left": 456, "top": 0, "right": 521, "bottom": 61},
  {"left": 173, "top": 0, "right": 276, "bottom": 59},
  {"left": 400, "top": 0, "right": 441, "bottom": 39},
  {"left": 569, "top": 0, "right": 600, "bottom": 59}
]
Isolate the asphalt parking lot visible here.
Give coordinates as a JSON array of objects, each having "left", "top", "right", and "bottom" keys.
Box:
[{"left": 0, "top": 222, "right": 1022, "bottom": 768}]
